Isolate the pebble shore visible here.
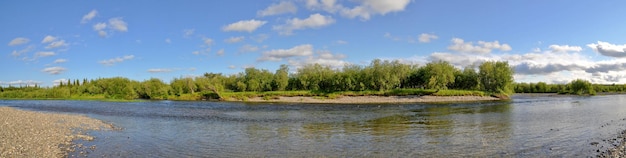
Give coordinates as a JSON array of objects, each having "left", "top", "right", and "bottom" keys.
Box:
[{"left": 0, "top": 107, "right": 113, "bottom": 157}]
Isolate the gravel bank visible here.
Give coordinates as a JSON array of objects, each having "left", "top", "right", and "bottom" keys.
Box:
[
  {"left": 0, "top": 107, "right": 114, "bottom": 157},
  {"left": 244, "top": 95, "right": 501, "bottom": 104}
]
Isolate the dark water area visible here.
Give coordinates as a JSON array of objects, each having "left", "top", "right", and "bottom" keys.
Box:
[{"left": 2, "top": 94, "right": 626, "bottom": 157}]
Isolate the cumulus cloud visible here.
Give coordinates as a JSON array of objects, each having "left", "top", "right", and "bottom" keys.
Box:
[
  {"left": 99, "top": 55, "right": 134, "bottom": 66},
  {"left": 53, "top": 78, "right": 68, "bottom": 86},
  {"left": 93, "top": 22, "right": 108, "bottom": 37},
  {"left": 447, "top": 38, "right": 512, "bottom": 54},
  {"left": 549, "top": 45, "right": 582, "bottom": 53},
  {"left": 45, "top": 40, "right": 67, "bottom": 49},
  {"left": 287, "top": 50, "right": 349, "bottom": 68},
  {"left": 35, "top": 51, "right": 56, "bottom": 58},
  {"left": 41, "top": 35, "right": 57, "bottom": 43},
  {"left": 225, "top": 36, "right": 245, "bottom": 43},
  {"left": 250, "top": 34, "right": 269, "bottom": 43},
  {"left": 11, "top": 45, "right": 34, "bottom": 57},
  {"left": 273, "top": 13, "right": 335, "bottom": 35},
  {"left": 8, "top": 37, "right": 29, "bottom": 46},
  {"left": 587, "top": 41, "right": 626, "bottom": 58},
  {"left": 306, "top": 0, "right": 343, "bottom": 13},
  {"left": 228, "top": 65, "right": 237, "bottom": 69},
  {"left": 240, "top": 44, "right": 260, "bottom": 53},
  {"left": 53, "top": 58, "right": 67, "bottom": 64},
  {"left": 42, "top": 66, "right": 67, "bottom": 75},
  {"left": 223, "top": 20, "right": 267, "bottom": 33},
  {"left": 341, "top": 0, "right": 411, "bottom": 20},
  {"left": 203, "top": 38, "right": 214, "bottom": 46},
  {"left": 258, "top": 1, "right": 297, "bottom": 17},
  {"left": 108, "top": 17, "right": 128, "bottom": 32},
  {"left": 183, "top": 29, "right": 195, "bottom": 37},
  {"left": 258, "top": 44, "right": 314, "bottom": 61},
  {"left": 81, "top": 10, "right": 98, "bottom": 23},
  {"left": 216, "top": 49, "right": 225, "bottom": 56},
  {"left": 147, "top": 68, "right": 173, "bottom": 73},
  {"left": 418, "top": 33, "right": 438, "bottom": 43},
  {"left": 0, "top": 80, "right": 41, "bottom": 87}
]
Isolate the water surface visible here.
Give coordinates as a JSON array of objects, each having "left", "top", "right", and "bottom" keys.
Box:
[{"left": 2, "top": 94, "right": 626, "bottom": 157}]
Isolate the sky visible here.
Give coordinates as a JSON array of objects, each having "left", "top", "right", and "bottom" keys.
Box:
[{"left": 2, "top": 0, "right": 626, "bottom": 87}]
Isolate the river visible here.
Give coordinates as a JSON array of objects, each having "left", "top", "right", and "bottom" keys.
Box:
[{"left": 2, "top": 94, "right": 626, "bottom": 157}]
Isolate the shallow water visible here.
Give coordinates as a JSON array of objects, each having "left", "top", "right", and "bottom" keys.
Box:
[{"left": 2, "top": 94, "right": 626, "bottom": 157}]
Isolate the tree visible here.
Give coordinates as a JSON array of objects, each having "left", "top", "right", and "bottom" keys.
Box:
[
  {"left": 140, "top": 78, "right": 170, "bottom": 99},
  {"left": 479, "top": 61, "right": 514, "bottom": 94},
  {"left": 452, "top": 66, "right": 479, "bottom": 90},
  {"left": 568, "top": 79, "right": 595, "bottom": 95},
  {"left": 273, "top": 64, "right": 289, "bottom": 91},
  {"left": 422, "top": 61, "right": 457, "bottom": 90}
]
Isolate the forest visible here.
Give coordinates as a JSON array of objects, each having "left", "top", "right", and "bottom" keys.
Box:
[{"left": 1, "top": 59, "right": 619, "bottom": 101}]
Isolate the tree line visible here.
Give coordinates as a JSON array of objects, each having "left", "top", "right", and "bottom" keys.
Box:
[
  {"left": 514, "top": 79, "right": 626, "bottom": 95},
  {"left": 0, "top": 59, "right": 516, "bottom": 100}
]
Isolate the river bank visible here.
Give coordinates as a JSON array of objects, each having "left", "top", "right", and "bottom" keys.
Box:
[
  {"left": 0, "top": 107, "right": 114, "bottom": 157},
  {"left": 235, "top": 95, "right": 502, "bottom": 104}
]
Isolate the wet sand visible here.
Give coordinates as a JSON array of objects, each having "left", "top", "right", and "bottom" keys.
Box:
[
  {"left": 243, "top": 95, "right": 501, "bottom": 104},
  {"left": 0, "top": 107, "right": 113, "bottom": 157}
]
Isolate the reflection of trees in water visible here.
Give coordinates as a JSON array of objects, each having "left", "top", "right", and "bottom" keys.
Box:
[{"left": 295, "top": 103, "right": 514, "bottom": 156}]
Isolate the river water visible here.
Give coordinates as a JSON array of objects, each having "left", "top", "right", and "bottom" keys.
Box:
[{"left": 2, "top": 94, "right": 626, "bottom": 157}]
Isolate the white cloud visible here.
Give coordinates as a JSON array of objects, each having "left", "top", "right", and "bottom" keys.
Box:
[
  {"left": 147, "top": 68, "right": 173, "bottom": 73},
  {"left": 447, "top": 38, "right": 512, "bottom": 54},
  {"left": 306, "top": 0, "right": 343, "bottom": 13},
  {"left": 216, "top": 49, "right": 225, "bottom": 56},
  {"left": 189, "top": 67, "right": 197, "bottom": 72},
  {"left": 8, "top": 37, "right": 29, "bottom": 46},
  {"left": 0, "top": 80, "right": 41, "bottom": 87},
  {"left": 240, "top": 44, "right": 260, "bottom": 53},
  {"left": 108, "top": 17, "right": 128, "bottom": 32},
  {"left": 165, "top": 38, "right": 171, "bottom": 44},
  {"left": 340, "top": 0, "right": 411, "bottom": 20},
  {"left": 228, "top": 65, "right": 237, "bottom": 69},
  {"left": 258, "top": 1, "right": 297, "bottom": 17},
  {"left": 99, "top": 55, "right": 134, "bottom": 66},
  {"left": 223, "top": 19, "right": 267, "bottom": 33},
  {"left": 549, "top": 45, "right": 582, "bottom": 53},
  {"left": 92, "top": 23, "right": 107, "bottom": 37},
  {"left": 587, "top": 41, "right": 626, "bottom": 58},
  {"left": 35, "top": 51, "right": 56, "bottom": 58},
  {"left": 273, "top": 13, "right": 335, "bottom": 35},
  {"left": 203, "top": 38, "right": 214, "bottom": 46},
  {"left": 41, "top": 35, "right": 57, "bottom": 43},
  {"left": 11, "top": 45, "right": 34, "bottom": 57},
  {"left": 287, "top": 50, "right": 349, "bottom": 68},
  {"left": 418, "top": 33, "right": 438, "bottom": 43},
  {"left": 42, "top": 66, "right": 67, "bottom": 75},
  {"left": 52, "top": 78, "right": 68, "bottom": 86},
  {"left": 336, "top": 40, "right": 348, "bottom": 45},
  {"left": 250, "top": 34, "right": 269, "bottom": 43},
  {"left": 81, "top": 10, "right": 98, "bottom": 23},
  {"left": 183, "top": 29, "right": 195, "bottom": 37},
  {"left": 258, "top": 44, "right": 314, "bottom": 61},
  {"left": 192, "top": 51, "right": 200, "bottom": 55},
  {"left": 53, "top": 58, "right": 67, "bottom": 64},
  {"left": 45, "top": 40, "right": 67, "bottom": 49},
  {"left": 225, "top": 36, "right": 245, "bottom": 43}
]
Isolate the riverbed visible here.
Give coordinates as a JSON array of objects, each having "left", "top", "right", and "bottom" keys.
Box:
[{"left": 2, "top": 94, "right": 626, "bottom": 157}]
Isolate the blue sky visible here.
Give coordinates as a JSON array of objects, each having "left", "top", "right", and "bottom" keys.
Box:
[{"left": 2, "top": 0, "right": 626, "bottom": 87}]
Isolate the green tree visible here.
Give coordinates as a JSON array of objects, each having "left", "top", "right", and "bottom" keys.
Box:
[
  {"left": 272, "top": 64, "right": 289, "bottom": 91},
  {"left": 568, "top": 79, "right": 595, "bottom": 95},
  {"left": 479, "top": 61, "right": 514, "bottom": 94},
  {"left": 422, "top": 61, "right": 457, "bottom": 90}
]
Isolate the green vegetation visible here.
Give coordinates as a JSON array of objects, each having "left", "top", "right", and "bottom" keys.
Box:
[
  {"left": 514, "top": 79, "right": 626, "bottom": 95},
  {"left": 0, "top": 59, "right": 516, "bottom": 101}
]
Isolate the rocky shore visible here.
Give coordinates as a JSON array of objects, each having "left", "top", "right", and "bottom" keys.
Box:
[
  {"left": 0, "top": 107, "right": 114, "bottom": 157},
  {"left": 244, "top": 95, "right": 501, "bottom": 104}
]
